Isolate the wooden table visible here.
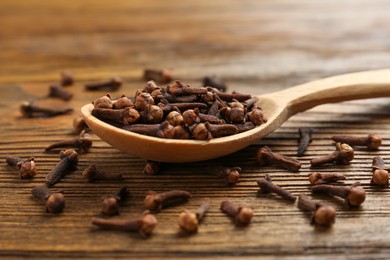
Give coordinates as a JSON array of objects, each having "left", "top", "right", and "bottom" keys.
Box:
[{"left": 1, "top": 0, "right": 390, "bottom": 258}]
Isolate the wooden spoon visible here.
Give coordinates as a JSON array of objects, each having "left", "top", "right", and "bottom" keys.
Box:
[{"left": 81, "top": 69, "right": 390, "bottom": 162}]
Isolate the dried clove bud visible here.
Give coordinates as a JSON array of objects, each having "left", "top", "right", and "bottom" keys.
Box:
[
  {"left": 6, "top": 156, "right": 37, "bottom": 179},
  {"left": 48, "top": 83, "right": 73, "bottom": 101},
  {"left": 308, "top": 172, "right": 346, "bottom": 185},
  {"left": 85, "top": 77, "right": 122, "bottom": 91},
  {"left": 203, "top": 76, "right": 227, "bottom": 92},
  {"left": 144, "top": 69, "right": 173, "bottom": 84},
  {"left": 73, "top": 115, "right": 89, "bottom": 134},
  {"left": 45, "top": 149, "right": 79, "bottom": 186},
  {"left": 178, "top": 199, "right": 210, "bottom": 233},
  {"left": 60, "top": 70, "right": 74, "bottom": 86},
  {"left": 220, "top": 200, "right": 253, "bottom": 225},
  {"left": 257, "top": 146, "right": 301, "bottom": 172},
  {"left": 101, "top": 187, "right": 128, "bottom": 216},
  {"left": 332, "top": 134, "right": 382, "bottom": 150},
  {"left": 297, "top": 128, "right": 313, "bottom": 156},
  {"left": 312, "top": 182, "right": 366, "bottom": 207},
  {"left": 247, "top": 107, "right": 267, "bottom": 126},
  {"left": 45, "top": 133, "right": 93, "bottom": 152},
  {"left": 20, "top": 101, "right": 73, "bottom": 118},
  {"left": 145, "top": 190, "right": 192, "bottom": 212},
  {"left": 143, "top": 160, "right": 160, "bottom": 175},
  {"left": 93, "top": 94, "right": 113, "bottom": 109},
  {"left": 297, "top": 195, "right": 336, "bottom": 226},
  {"left": 31, "top": 186, "right": 65, "bottom": 213},
  {"left": 82, "top": 164, "right": 123, "bottom": 182},
  {"left": 257, "top": 174, "right": 297, "bottom": 202},
  {"left": 210, "top": 166, "right": 241, "bottom": 186},
  {"left": 310, "top": 143, "right": 354, "bottom": 167},
  {"left": 112, "top": 95, "right": 133, "bottom": 109},
  {"left": 92, "top": 107, "right": 140, "bottom": 125},
  {"left": 371, "top": 156, "right": 389, "bottom": 186},
  {"left": 92, "top": 211, "right": 157, "bottom": 237}
]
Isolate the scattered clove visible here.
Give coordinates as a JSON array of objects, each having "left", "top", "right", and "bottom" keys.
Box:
[
  {"left": 332, "top": 134, "right": 382, "bottom": 150},
  {"left": 144, "top": 69, "right": 173, "bottom": 84},
  {"left": 31, "top": 186, "right": 65, "bottom": 213},
  {"left": 310, "top": 143, "right": 354, "bottom": 167},
  {"left": 202, "top": 76, "right": 227, "bottom": 92},
  {"left": 144, "top": 190, "right": 192, "bottom": 212},
  {"left": 297, "top": 128, "right": 313, "bottom": 156},
  {"left": 143, "top": 160, "right": 160, "bottom": 175},
  {"left": 256, "top": 146, "right": 301, "bottom": 172},
  {"left": 297, "top": 195, "right": 336, "bottom": 226},
  {"left": 60, "top": 70, "right": 74, "bottom": 86},
  {"left": 101, "top": 187, "right": 128, "bottom": 216},
  {"left": 209, "top": 166, "right": 241, "bottom": 186},
  {"left": 45, "top": 149, "right": 79, "bottom": 186},
  {"left": 20, "top": 101, "right": 73, "bottom": 118},
  {"left": 92, "top": 211, "right": 157, "bottom": 237},
  {"left": 220, "top": 200, "right": 253, "bottom": 225},
  {"left": 45, "top": 133, "right": 93, "bottom": 152},
  {"left": 82, "top": 164, "right": 123, "bottom": 182},
  {"left": 48, "top": 83, "right": 73, "bottom": 101},
  {"left": 5, "top": 156, "right": 37, "bottom": 179},
  {"left": 312, "top": 182, "right": 366, "bottom": 207},
  {"left": 256, "top": 174, "right": 297, "bottom": 202},
  {"left": 308, "top": 172, "right": 346, "bottom": 185},
  {"left": 73, "top": 115, "right": 89, "bottom": 134},
  {"left": 178, "top": 199, "right": 210, "bottom": 233},
  {"left": 371, "top": 156, "right": 389, "bottom": 186},
  {"left": 85, "top": 77, "right": 122, "bottom": 91}
]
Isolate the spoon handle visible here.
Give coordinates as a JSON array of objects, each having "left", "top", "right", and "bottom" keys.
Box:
[{"left": 267, "top": 69, "right": 390, "bottom": 116}]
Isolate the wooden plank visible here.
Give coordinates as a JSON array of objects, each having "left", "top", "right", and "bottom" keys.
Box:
[{"left": 1, "top": 0, "right": 390, "bottom": 258}]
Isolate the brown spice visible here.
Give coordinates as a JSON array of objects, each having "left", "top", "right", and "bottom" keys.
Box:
[
  {"left": 82, "top": 164, "right": 123, "bottom": 182},
  {"left": 310, "top": 143, "right": 354, "bottom": 167},
  {"left": 143, "top": 160, "right": 160, "bottom": 175},
  {"left": 297, "top": 195, "right": 336, "bottom": 226},
  {"left": 48, "top": 83, "right": 73, "bottom": 101},
  {"left": 45, "top": 134, "right": 92, "bottom": 152},
  {"left": 178, "top": 199, "right": 210, "bottom": 233},
  {"left": 92, "top": 211, "right": 157, "bottom": 237},
  {"left": 297, "top": 128, "right": 313, "bottom": 157},
  {"left": 5, "top": 156, "right": 37, "bottom": 179},
  {"left": 20, "top": 101, "right": 73, "bottom": 118},
  {"left": 332, "top": 134, "right": 382, "bottom": 150},
  {"left": 143, "top": 69, "right": 173, "bottom": 84},
  {"left": 45, "top": 149, "right": 79, "bottom": 186},
  {"left": 85, "top": 77, "right": 122, "bottom": 91},
  {"left": 60, "top": 70, "right": 74, "bottom": 86},
  {"left": 256, "top": 174, "right": 297, "bottom": 202},
  {"left": 144, "top": 190, "right": 192, "bottom": 212},
  {"left": 308, "top": 172, "right": 346, "bottom": 185},
  {"left": 312, "top": 182, "right": 366, "bottom": 207},
  {"left": 256, "top": 146, "right": 301, "bottom": 172},
  {"left": 371, "top": 156, "right": 389, "bottom": 186},
  {"left": 220, "top": 200, "right": 253, "bottom": 225},
  {"left": 101, "top": 187, "right": 128, "bottom": 216},
  {"left": 31, "top": 186, "right": 65, "bottom": 214}
]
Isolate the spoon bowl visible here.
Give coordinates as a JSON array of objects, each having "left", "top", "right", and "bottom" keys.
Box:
[{"left": 81, "top": 69, "right": 390, "bottom": 162}]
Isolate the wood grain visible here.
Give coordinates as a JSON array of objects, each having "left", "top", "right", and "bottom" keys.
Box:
[{"left": 1, "top": 0, "right": 390, "bottom": 258}]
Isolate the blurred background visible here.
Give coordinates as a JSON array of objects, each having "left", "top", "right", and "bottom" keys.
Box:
[{"left": 2, "top": 0, "right": 390, "bottom": 93}]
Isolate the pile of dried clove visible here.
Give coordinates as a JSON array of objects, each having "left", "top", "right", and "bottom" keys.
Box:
[{"left": 91, "top": 80, "right": 267, "bottom": 140}]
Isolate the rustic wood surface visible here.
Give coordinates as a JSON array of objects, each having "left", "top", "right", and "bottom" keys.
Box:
[{"left": 1, "top": 0, "right": 390, "bottom": 258}]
